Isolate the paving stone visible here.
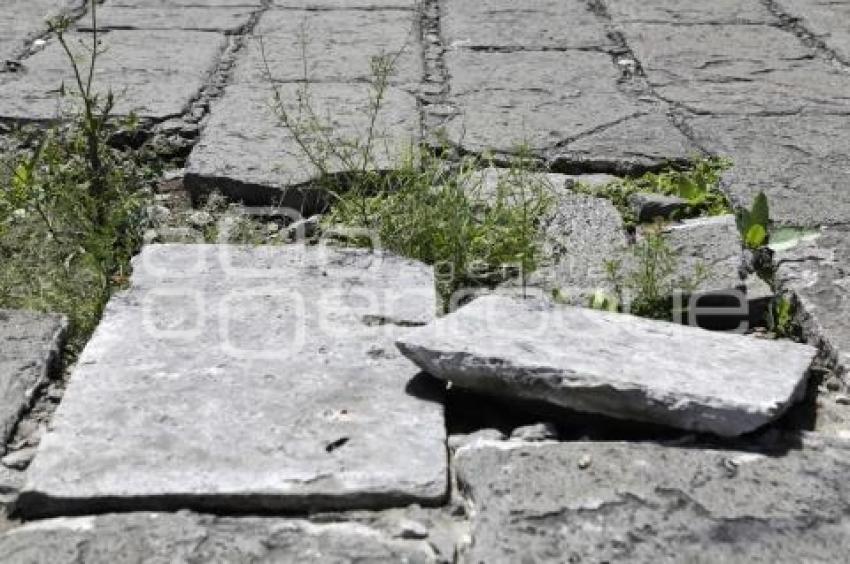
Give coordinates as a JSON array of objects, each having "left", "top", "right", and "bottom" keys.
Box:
[
  {"left": 397, "top": 295, "right": 817, "bottom": 436},
  {"left": 271, "top": 0, "right": 419, "bottom": 7},
  {"left": 0, "top": 0, "right": 83, "bottom": 61},
  {"left": 688, "top": 114, "right": 850, "bottom": 226},
  {"left": 606, "top": 0, "right": 778, "bottom": 24},
  {"left": 549, "top": 113, "right": 696, "bottom": 174},
  {"left": 0, "top": 30, "right": 225, "bottom": 120},
  {"left": 453, "top": 437, "right": 850, "bottom": 563},
  {"left": 0, "top": 513, "right": 438, "bottom": 563},
  {"left": 185, "top": 83, "right": 419, "bottom": 204},
  {"left": 443, "top": 49, "right": 649, "bottom": 155},
  {"left": 776, "top": 228, "right": 850, "bottom": 376},
  {"left": 776, "top": 0, "right": 850, "bottom": 61},
  {"left": 76, "top": 6, "right": 256, "bottom": 33},
  {"left": 623, "top": 23, "right": 850, "bottom": 115},
  {"left": 236, "top": 9, "right": 421, "bottom": 86},
  {"left": 110, "top": 0, "right": 263, "bottom": 5},
  {"left": 441, "top": 0, "right": 615, "bottom": 50},
  {"left": 17, "top": 244, "right": 446, "bottom": 518},
  {"left": 0, "top": 310, "right": 66, "bottom": 446}
]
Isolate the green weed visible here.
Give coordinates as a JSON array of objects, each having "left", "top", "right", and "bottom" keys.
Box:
[{"left": 736, "top": 191, "right": 770, "bottom": 249}]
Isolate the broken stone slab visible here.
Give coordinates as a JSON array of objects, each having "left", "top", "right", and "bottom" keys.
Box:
[
  {"left": 0, "top": 310, "right": 66, "bottom": 446},
  {"left": 396, "top": 295, "right": 817, "bottom": 436},
  {"left": 453, "top": 436, "right": 850, "bottom": 563},
  {"left": 441, "top": 0, "right": 616, "bottom": 50},
  {"left": 775, "top": 228, "right": 850, "bottom": 376},
  {"left": 687, "top": 114, "right": 850, "bottom": 226},
  {"left": 0, "top": 30, "right": 225, "bottom": 120},
  {"left": 185, "top": 83, "right": 419, "bottom": 206},
  {"left": 17, "top": 244, "right": 446, "bottom": 518},
  {"left": 0, "top": 512, "right": 438, "bottom": 563},
  {"left": 629, "top": 191, "right": 688, "bottom": 223},
  {"left": 235, "top": 9, "right": 422, "bottom": 87}
]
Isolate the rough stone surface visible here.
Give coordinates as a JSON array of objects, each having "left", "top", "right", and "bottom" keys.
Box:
[
  {"left": 776, "top": 228, "right": 850, "bottom": 375},
  {"left": 185, "top": 83, "right": 419, "bottom": 204},
  {"left": 454, "top": 437, "right": 850, "bottom": 563},
  {"left": 0, "top": 30, "right": 225, "bottom": 120},
  {"left": 687, "top": 114, "right": 850, "bottom": 226},
  {"left": 629, "top": 191, "right": 688, "bottom": 222},
  {"left": 397, "top": 295, "right": 817, "bottom": 436},
  {"left": 606, "top": 0, "right": 779, "bottom": 24},
  {"left": 77, "top": 6, "right": 256, "bottom": 33},
  {"left": 0, "top": 1, "right": 83, "bottom": 62},
  {"left": 18, "top": 245, "right": 446, "bottom": 518},
  {"left": 0, "top": 512, "right": 438, "bottom": 563},
  {"left": 776, "top": 0, "right": 850, "bottom": 61},
  {"left": 0, "top": 310, "right": 66, "bottom": 446}
]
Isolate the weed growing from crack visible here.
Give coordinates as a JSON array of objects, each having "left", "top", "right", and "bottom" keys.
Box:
[
  {"left": 575, "top": 157, "right": 733, "bottom": 227},
  {"left": 0, "top": 0, "right": 155, "bottom": 353}
]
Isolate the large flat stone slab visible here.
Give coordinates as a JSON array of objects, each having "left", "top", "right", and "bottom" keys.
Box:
[
  {"left": 688, "top": 114, "right": 850, "bottom": 226},
  {"left": 17, "top": 244, "right": 446, "bottom": 518},
  {"left": 397, "top": 295, "right": 817, "bottom": 436},
  {"left": 185, "top": 83, "right": 420, "bottom": 204},
  {"left": 622, "top": 23, "right": 850, "bottom": 115},
  {"left": 454, "top": 437, "right": 850, "bottom": 563},
  {"left": 776, "top": 228, "right": 850, "bottom": 376},
  {"left": 0, "top": 310, "right": 66, "bottom": 446},
  {"left": 0, "top": 30, "right": 225, "bottom": 120},
  {"left": 441, "top": 0, "right": 616, "bottom": 50},
  {"left": 0, "top": 512, "right": 438, "bottom": 563},
  {"left": 236, "top": 9, "right": 421, "bottom": 86}
]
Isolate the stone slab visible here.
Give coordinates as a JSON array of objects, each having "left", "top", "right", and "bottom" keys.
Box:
[
  {"left": 235, "top": 9, "right": 421, "bottom": 86},
  {"left": 0, "top": 310, "right": 66, "bottom": 446},
  {"left": 0, "top": 0, "right": 84, "bottom": 61},
  {"left": 0, "top": 512, "right": 438, "bottom": 563},
  {"left": 272, "top": 0, "right": 419, "bottom": 7},
  {"left": 606, "top": 0, "right": 778, "bottom": 24},
  {"left": 443, "top": 49, "right": 648, "bottom": 154},
  {"left": 185, "top": 83, "right": 420, "bottom": 204},
  {"left": 622, "top": 23, "right": 850, "bottom": 115},
  {"left": 776, "top": 0, "right": 850, "bottom": 61},
  {"left": 441, "top": 0, "right": 615, "bottom": 50},
  {"left": 776, "top": 228, "right": 850, "bottom": 375},
  {"left": 76, "top": 6, "right": 256, "bottom": 33},
  {"left": 17, "top": 244, "right": 447, "bottom": 518},
  {"left": 0, "top": 30, "right": 225, "bottom": 120},
  {"left": 687, "top": 114, "right": 850, "bottom": 226},
  {"left": 396, "top": 295, "right": 817, "bottom": 436},
  {"left": 454, "top": 437, "right": 850, "bottom": 563}
]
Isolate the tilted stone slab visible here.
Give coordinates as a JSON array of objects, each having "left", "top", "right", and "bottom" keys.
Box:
[
  {"left": 453, "top": 437, "right": 850, "bottom": 563},
  {"left": 0, "top": 30, "right": 225, "bottom": 121},
  {"left": 442, "top": 0, "right": 616, "bottom": 50},
  {"left": 776, "top": 228, "right": 850, "bottom": 376},
  {"left": 235, "top": 8, "right": 421, "bottom": 86},
  {"left": 0, "top": 512, "right": 437, "bottom": 563},
  {"left": 688, "top": 114, "right": 850, "bottom": 226},
  {"left": 0, "top": 310, "right": 66, "bottom": 446},
  {"left": 185, "top": 83, "right": 419, "bottom": 205},
  {"left": 17, "top": 245, "right": 446, "bottom": 518},
  {"left": 623, "top": 23, "right": 850, "bottom": 115},
  {"left": 396, "top": 295, "right": 817, "bottom": 436}
]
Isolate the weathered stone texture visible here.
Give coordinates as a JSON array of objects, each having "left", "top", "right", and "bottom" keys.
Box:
[
  {"left": 687, "top": 114, "right": 850, "bottom": 226},
  {"left": 0, "top": 0, "right": 83, "bottom": 61},
  {"left": 454, "top": 438, "right": 850, "bottom": 563},
  {"left": 0, "top": 310, "right": 66, "bottom": 446},
  {"left": 77, "top": 6, "right": 256, "bottom": 33},
  {"left": 0, "top": 513, "right": 438, "bottom": 563},
  {"left": 776, "top": 0, "right": 850, "bottom": 61},
  {"left": 606, "top": 0, "right": 778, "bottom": 24},
  {"left": 397, "top": 295, "right": 816, "bottom": 436},
  {"left": 18, "top": 245, "right": 446, "bottom": 518},
  {"left": 0, "top": 30, "right": 225, "bottom": 120}
]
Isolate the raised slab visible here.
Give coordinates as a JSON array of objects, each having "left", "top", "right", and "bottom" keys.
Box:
[
  {"left": 396, "top": 295, "right": 817, "bottom": 436},
  {"left": 0, "top": 512, "right": 438, "bottom": 562},
  {"left": 0, "top": 310, "right": 66, "bottom": 446},
  {"left": 454, "top": 437, "right": 850, "bottom": 563},
  {"left": 17, "top": 244, "right": 447, "bottom": 518}
]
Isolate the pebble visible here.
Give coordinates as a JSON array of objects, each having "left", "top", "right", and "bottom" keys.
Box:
[
  {"left": 577, "top": 454, "right": 592, "bottom": 470},
  {"left": 2, "top": 447, "right": 37, "bottom": 471},
  {"left": 510, "top": 422, "right": 558, "bottom": 442},
  {"left": 396, "top": 519, "right": 429, "bottom": 540}
]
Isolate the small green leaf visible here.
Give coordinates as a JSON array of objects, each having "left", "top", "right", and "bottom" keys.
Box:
[
  {"left": 745, "top": 224, "right": 768, "bottom": 249},
  {"left": 676, "top": 178, "right": 703, "bottom": 202},
  {"left": 735, "top": 208, "right": 751, "bottom": 235},
  {"left": 590, "top": 290, "right": 619, "bottom": 312},
  {"left": 751, "top": 191, "right": 769, "bottom": 228}
]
